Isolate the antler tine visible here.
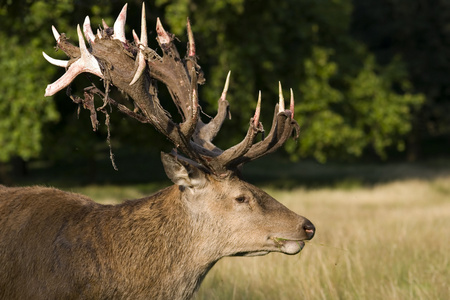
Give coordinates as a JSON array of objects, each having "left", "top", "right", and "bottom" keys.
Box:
[
  {"left": 130, "top": 2, "right": 148, "bottom": 85},
  {"left": 221, "top": 70, "right": 231, "bottom": 101},
  {"left": 139, "top": 3, "right": 148, "bottom": 47},
  {"left": 193, "top": 71, "right": 231, "bottom": 150},
  {"left": 187, "top": 18, "right": 196, "bottom": 57},
  {"left": 132, "top": 29, "right": 139, "bottom": 44},
  {"left": 184, "top": 18, "right": 198, "bottom": 81},
  {"left": 42, "top": 52, "right": 68, "bottom": 68},
  {"left": 52, "top": 26, "right": 61, "bottom": 43},
  {"left": 113, "top": 3, "right": 127, "bottom": 43},
  {"left": 102, "top": 19, "right": 109, "bottom": 29},
  {"left": 77, "top": 24, "right": 89, "bottom": 54},
  {"left": 278, "top": 81, "right": 285, "bottom": 112},
  {"left": 254, "top": 90, "right": 262, "bottom": 127},
  {"left": 83, "top": 16, "right": 96, "bottom": 44},
  {"left": 156, "top": 18, "right": 171, "bottom": 45}
]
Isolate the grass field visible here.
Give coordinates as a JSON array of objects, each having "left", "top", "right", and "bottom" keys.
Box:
[{"left": 14, "top": 159, "right": 450, "bottom": 299}]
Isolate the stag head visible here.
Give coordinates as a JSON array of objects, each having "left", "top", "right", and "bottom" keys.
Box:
[{"left": 42, "top": 3, "right": 314, "bottom": 259}]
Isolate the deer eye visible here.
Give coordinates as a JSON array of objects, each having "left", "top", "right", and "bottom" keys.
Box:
[{"left": 235, "top": 196, "right": 248, "bottom": 204}]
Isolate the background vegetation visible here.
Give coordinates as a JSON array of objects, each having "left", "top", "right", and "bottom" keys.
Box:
[{"left": 2, "top": 0, "right": 448, "bottom": 178}]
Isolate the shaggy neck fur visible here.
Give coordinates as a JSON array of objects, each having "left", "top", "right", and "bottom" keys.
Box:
[{"left": 98, "top": 185, "right": 221, "bottom": 299}]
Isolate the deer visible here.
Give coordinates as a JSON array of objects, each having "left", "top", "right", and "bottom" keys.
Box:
[{"left": 0, "top": 3, "right": 315, "bottom": 300}]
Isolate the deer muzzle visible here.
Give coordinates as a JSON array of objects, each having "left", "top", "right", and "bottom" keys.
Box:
[{"left": 269, "top": 218, "right": 315, "bottom": 255}]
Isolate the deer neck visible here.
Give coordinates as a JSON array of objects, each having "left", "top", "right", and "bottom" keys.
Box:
[{"left": 107, "top": 185, "right": 219, "bottom": 299}]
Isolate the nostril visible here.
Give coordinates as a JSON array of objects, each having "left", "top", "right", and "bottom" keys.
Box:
[
  {"left": 303, "top": 221, "right": 315, "bottom": 240},
  {"left": 305, "top": 228, "right": 314, "bottom": 239}
]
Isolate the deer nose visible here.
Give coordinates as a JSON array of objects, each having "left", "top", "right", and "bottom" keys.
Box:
[{"left": 303, "top": 220, "right": 315, "bottom": 240}]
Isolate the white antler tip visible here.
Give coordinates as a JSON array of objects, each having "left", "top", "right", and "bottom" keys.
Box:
[
  {"left": 156, "top": 18, "right": 170, "bottom": 44},
  {"left": 51, "top": 25, "right": 61, "bottom": 43},
  {"left": 224, "top": 71, "right": 231, "bottom": 91},
  {"left": 42, "top": 51, "right": 69, "bottom": 68},
  {"left": 140, "top": 2, "right": 148, "bottom": 46},
  {"left": 130, "top": 3, "right": 149, "bottom": 85},
  {"left": 156, "top": 17, "right": 163, "bottom": 28},
  {"left": 132, "top": 29, "right": 140, "bottom": 44},
  {"left": 102, "top": 19, "right": 109, "bottom": 29},
  {"left": 83, "top": 16, "right": 96, "bottom": 44},
  {"left": 76, "top": 24, "right": 88, "bottom": 53},
  {"left": 113, "top": 3, "right": 128, "bottom": 43},
  {"left": 187, "top": 18, "right": 196, "bottom": 56},
  {"left": 44, "top": 84, "right": 58, "bottom": 97},
  {"left": 278, "top": 81, "right": 285, "bottom": 112},
  {"left": 220, "top": 71, "right": 231, "bottom": 101},
  {"left": 253, "top": 91, "right": 262, "bottom": 126}
]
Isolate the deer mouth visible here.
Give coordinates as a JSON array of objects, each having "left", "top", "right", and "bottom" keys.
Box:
[{"left": 271, "top": 237, "right": 305, "bottom": 255}]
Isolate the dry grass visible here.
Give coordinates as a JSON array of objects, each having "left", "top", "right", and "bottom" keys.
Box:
[
  {"left": 71, "top": 171, "right": 450, "bottom": 300},
  {"left": 195, "top": 176, "right": 450, "bottom": 300}
]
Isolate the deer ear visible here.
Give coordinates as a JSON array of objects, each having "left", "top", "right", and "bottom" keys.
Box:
[{"left": 161, "top": 152, "right": 206, "bottom": 188}]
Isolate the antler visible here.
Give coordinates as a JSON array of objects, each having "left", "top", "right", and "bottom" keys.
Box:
[{"left": 43, "top": 3, "right": 300, "bottom": 176}]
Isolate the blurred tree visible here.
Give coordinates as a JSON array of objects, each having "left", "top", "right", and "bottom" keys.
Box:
[
  {"left": 351, "top": 0, "right": 450, "bottom": 160},
  {"left": 0, "top": 0, "right": 64, "bottom": 162}
]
